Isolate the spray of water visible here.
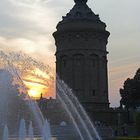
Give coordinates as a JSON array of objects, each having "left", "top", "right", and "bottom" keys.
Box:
[
  {"left": 8, "top": 62, "right": 45, "bottom": 132},
  {"left": 28, "top": 121, "right": 34, "bottom": 140},
  {"left": 0, "top": 50, "right": 101, "bottom": 140},
  {"left": 57, "top": 81, "right": 93, "bottom": 140},
  {"left": 57, "top": 93, "right": 84, "bottom": 140},
  {"left": 0, "top": 51, "right": 54, "bottom": 96},
  {"left": 58, "top": 77, "right": 101, "bottom": 140},
  {"left": 19, "top": 119, "right": 26, "bottom": 140},
  {"left": 42, "top": 120, "right": 51, "bottom": 140},
  {"left": 57, "top": 76, "right": 102, "bottom": 140},
  {"left": 2, "top": 125, "right": 9, "bottom": 140},
  {"left": 0, "top": 50, "right": 52, "bottom": 136},
  {"left": 0, "top": 51, "right": 53, "bottom": 77}
]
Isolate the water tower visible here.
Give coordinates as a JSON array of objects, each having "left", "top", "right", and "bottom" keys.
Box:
[{"left": 53, "top": 0, "right": 110, "bottom": 119}]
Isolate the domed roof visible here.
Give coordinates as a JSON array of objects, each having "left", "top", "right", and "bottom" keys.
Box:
[
  {"left": 74, "top": 0, "right": 87, "bottom": 4},
  {"left": 59, "top": 0, "right": 102, "bottom": 24}
]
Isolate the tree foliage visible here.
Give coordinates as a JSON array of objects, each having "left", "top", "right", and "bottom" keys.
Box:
[{"left": 120, "top": 68, "right": 140, "bottom": 109}]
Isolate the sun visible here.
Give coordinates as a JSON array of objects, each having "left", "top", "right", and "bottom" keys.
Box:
[
  {"left": 22, "top": 67, "right": 54, "bottom": 99},
  {"left": 25, "top": 81, "right": 48, "bottom": 98},
  {"left": 28, "top": 89, "right": 40, "bottom": 98}
]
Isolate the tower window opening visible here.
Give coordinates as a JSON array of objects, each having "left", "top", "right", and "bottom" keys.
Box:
[
  {"left": 61, "top": 56, "right": 67, "bottom": 68},
  {"left": 62, "top": 60, "right": 66, "bottom": 67},
  {"left": 92, "top": 90, "right": 96, "bottom": 96},
  {"left": 92, "top": 59, "right": 95, "bottom": 67},
  {"left": 76, "top": 59, "right": 81, "bottom": 66},
  {"left": 74, "top": 54, "right": 83, "bottom": 67},
  {"left": 89, "top": 54, "right": 97, "bottom": 67}
]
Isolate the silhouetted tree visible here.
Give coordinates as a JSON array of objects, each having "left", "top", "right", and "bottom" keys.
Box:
[{"left": 120, "top": 68, "right": 140, "bottom": 109}]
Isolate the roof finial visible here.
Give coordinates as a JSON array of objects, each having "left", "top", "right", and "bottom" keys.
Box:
[{"left": 74, "top": 0, "right": 88, "bottom": 4}]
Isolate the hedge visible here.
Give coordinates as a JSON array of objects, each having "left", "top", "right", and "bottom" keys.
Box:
[{"left": 111, "top": 137, "right": 140, "bottom": 140}]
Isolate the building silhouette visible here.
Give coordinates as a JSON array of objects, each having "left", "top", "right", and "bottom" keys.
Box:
[
  {"left": 53, "top": 0, "right": 110, "bottom": 119},
  {"left": 38, "top": 0, "right": 132, "bottom": 136}
]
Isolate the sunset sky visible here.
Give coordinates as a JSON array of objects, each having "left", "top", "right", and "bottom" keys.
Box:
[{"left": 0, "top": 0, "right": 140, "bottom": 107}]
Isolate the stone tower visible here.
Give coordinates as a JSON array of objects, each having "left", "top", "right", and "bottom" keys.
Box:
[{"left": 53, "top": 0, "right": 110, "bottom": 113}]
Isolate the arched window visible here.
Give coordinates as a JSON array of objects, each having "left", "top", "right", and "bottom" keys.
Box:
[
  {"left": 89, "top": 54, "right": 98, "bottom": 67},
  {"left": 73, "top": 54, "right": 84, "bottom": 89},
  {"left": 74, "top": 54, "right": 84, "bottom": 67},
  {"left": 61, "top": 55, "right": 67, "bottom": 68},
  {"left": 92, "top": 89, "right": 96, "bottom": 96}
]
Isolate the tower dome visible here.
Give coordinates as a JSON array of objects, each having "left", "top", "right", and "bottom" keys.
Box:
[
  {"left": 55, "top": 0, "right": 109, "bottom": 34},
  {"left": 74, "top": 0, "right": 87, "bottom": 4}
]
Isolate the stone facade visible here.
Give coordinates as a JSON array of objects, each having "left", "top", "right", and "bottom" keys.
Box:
[{"left": 53, "top": 0, "right": 110, "bottom": 117}]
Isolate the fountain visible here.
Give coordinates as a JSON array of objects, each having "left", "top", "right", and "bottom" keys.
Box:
[
  {"left": 3, "top": 125, "right": 9, "bottom": 140},
  {"left": 0, "top": 51, "right": 101, "bottom": 140},
  {"left": 42, "top": 120, "right": 51, "bottom": 140},
  {"left": 0, "top": 51, "right": 51, "bottom": 139},
  {"left": 56, "top": 77, "right": 101, "bottom": 140},
  {"left": 19, "top": 119, "right": 26, "bottom": 140},
  {"left": 28, "top": 121, "right": 34, "bottom": 140}
]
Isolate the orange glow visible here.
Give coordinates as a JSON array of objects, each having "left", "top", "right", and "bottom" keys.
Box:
[
  {"left": 34, "top": 68, "right": 50, "bottom": 80},
  {"left": 24, "top": 80, "right": 48, "bottom": 99},
  {"left": 22, "top": 68, "right": 54, "bottom": 99},
  {"left": 0, "top": 51, "right": 54, "bottom": 99}
]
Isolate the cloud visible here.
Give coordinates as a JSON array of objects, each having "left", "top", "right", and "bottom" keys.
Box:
[
  {"left": 0, "top": 0, "right": 72, "bottom": 67},
  {"left": 0, "top": 0, "right": 140, "bottom": 106},
  {"left": 0, "top": 36, "right": 55, "bottom": 67},
  {"left": 0, "top": 0, "right": 72, "bottom": 37}
]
